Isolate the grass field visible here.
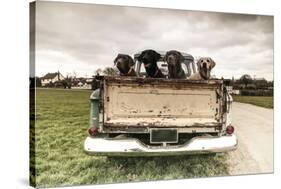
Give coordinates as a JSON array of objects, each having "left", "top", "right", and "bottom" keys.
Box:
[
  {"left": 32, "top": 89, "right": 230, "bottom": 187},
  {"left": 233, "top": 96, "right": 273, "bottom": 109}
]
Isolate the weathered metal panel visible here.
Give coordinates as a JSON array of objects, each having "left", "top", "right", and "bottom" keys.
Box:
[{"left": 102, "top": 77, "right": 223, "bottom": 128}]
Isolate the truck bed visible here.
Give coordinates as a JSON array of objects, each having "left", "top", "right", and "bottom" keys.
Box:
[{"left": 101, "top": 77, "right": 225, "bottom": 133}]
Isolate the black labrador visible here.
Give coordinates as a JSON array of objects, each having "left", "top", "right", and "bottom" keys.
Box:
[
  {"left": 164, "top": 50, "right": 186, "bottom": 79},
  {"left": 114, "top": 54, "right": 136, "bottom": 76},
  {"left": 137, "top": 49, "right": 165, "bottom": 78}
]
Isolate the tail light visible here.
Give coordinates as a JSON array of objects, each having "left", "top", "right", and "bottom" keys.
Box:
[
  {"left": 226, "top": 125, "right": 234, "bottom": 135},
  {"left": 88, "top": 127, "right": 99, "bottom": 137}
]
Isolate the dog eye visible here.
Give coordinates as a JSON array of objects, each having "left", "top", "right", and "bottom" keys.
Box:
[
  {"left": 207, "top": 59, "right": 210, "bottom": 62},
  {"left": 201, "top": 60, "right": 203, "bottom": 62}
]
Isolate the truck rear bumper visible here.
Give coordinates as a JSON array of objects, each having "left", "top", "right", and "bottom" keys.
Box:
[{"left": 84, "top": 134, "right": 238, "bottom": 156}]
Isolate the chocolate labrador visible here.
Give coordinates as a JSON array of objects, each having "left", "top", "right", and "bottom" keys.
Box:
[
  {"left": 164, "top": 50, "right": 186, "bottom": 79},
  {"left": 137, "top": 49, "right": 165, "bottom": 78},
  {"left": 114, "top": 54, "right": 136, "bottom": 76},
  {"left": 189, "top": 57, "right": 216, "bottom": 80}
]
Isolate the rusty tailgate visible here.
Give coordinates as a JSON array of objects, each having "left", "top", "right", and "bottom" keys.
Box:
[{"left": 101, "top": 77, "right": 224, "bottom": 131}]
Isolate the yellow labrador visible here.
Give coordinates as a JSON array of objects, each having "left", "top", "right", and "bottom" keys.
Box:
[{"left": 189, "top": 57, "right": 216, "bottom": 80}]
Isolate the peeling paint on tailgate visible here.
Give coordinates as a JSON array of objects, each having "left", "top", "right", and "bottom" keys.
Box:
[{"left": 102, "top": 77, "right": 223, "bottom": 129}]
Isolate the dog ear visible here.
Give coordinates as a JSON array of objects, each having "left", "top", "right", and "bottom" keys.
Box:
[
  {"left": 178, "top": 52, "right": 185, "bottom": 63},
  {"left": 114, "top": 54, "right": 121, "bottom": 65},
  {"left": 154, "top": 51, "right": 161, "bottom": 62},
  {"left": 137, "top": 52, "right": 143, "bottom": 61},
  {"left": 210, "top": 58, "right": 216, "bottom": 69}
]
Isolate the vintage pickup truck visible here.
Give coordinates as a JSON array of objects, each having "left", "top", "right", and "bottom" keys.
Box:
[{"left": 84, "top": 52, "right": 237, "bottom": 156}]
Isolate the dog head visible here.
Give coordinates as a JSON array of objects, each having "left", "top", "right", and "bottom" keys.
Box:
[
  {"left": 196, "top": 57, "right": 216, "bottom": 79},
  {"left": 137, "top": 49, "right": 161, "bottom": 68},
  {"left": 114, "top": 54, "right": 135, "bottom": 75},
  {"left": 164, "top": 50, "right": 185, "bottom": 66}
]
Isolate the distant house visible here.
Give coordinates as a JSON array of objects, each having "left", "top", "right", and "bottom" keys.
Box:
[
  {"left": 86, "top": 78, "right": 93, "bottom": 83},
  {"left": 41, "top": 71, "right": 65, "bottom": 86},
  {"left": 77, "top": 81, "right": 84, "bottom": 87}
]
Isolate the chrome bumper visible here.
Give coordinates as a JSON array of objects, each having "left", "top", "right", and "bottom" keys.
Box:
[{"left": 84, "top": 135, "right": 238, "bottom": 156}]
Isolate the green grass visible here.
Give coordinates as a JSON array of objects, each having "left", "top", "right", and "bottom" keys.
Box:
[
  {"left": 233, "top": 96, "right": 273, "bottom": 109},
  {"left": 32, "top": 88, "right": 229, "bottom": 187}
]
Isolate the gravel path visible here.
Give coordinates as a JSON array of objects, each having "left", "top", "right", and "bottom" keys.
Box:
[{"left": 227, "top": 102, "right": 273, "bottom": 175}]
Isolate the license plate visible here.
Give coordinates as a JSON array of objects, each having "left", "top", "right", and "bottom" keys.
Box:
[{"left": 150, "top": 129, "right": 178, "bottom": 144}]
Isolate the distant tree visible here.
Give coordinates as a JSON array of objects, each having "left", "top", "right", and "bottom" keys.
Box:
[
  {"left": 268, "top": 80, "right": 274, "bottom": 88},
  {"left": 62, "top": 78, "right": 71, "bottom": 89},
  {"left": 231, "top": 76, "right": 235, "bottom": 86},
  {"left": 254, "top": 78, "right": 268, "bottom": 89},
  {"left": 91, "top": 78, "right": 99, "bottom": 90},
  {"left": 240, "top": 74, "right": 252, "bottom": 88},
  {"left": 91, "top": 72, "right": 101, "bottom": 90},
  {"left": 95, "top": 68, "right": 103, "bottom": 75},
  {"left": 102, "top": 67, "right": 119, "bottom": 76},
  {"left": 72, "top": 71, "right": 77, "bottom": 78}
]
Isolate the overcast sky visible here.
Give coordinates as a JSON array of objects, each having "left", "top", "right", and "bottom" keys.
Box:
[{"left": 35, "top": 1, "right": 273, "bottom": 80}]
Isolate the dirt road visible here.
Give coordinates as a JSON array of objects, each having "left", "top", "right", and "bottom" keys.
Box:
[{"left": 227, "top": 102, "right": 273, "bottom": 175}]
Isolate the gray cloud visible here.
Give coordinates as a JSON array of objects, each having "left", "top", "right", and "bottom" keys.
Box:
[{"left": 35, "top": 1, "right": 273, "bottom": 80}]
